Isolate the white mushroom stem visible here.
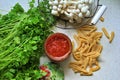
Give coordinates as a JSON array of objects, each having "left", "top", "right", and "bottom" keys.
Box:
[
  {"left": 51, "top": 10, "right": 59, "bottom": 16},
  {"left": 81, "top": 0, "right": 85, "bottom": 3},
  {"left": 58, "top": 4, "right": 63, "bottom": 8},
  {"left": 85, "top": 10, "right": 90, "bottom": 17},
  {"left": 61, "top": 10, "right": 65, "bottom": 14},
  {"left": 49, "top": 1, "right": 53, "bottom": 5},
  {"left": 67, "top": 1, "right": 79, "bottom": 5},
  {"left": 85, "top": 0, "right": 89, "bottom": 3},
  {"left": 67, "top": 5, "right": 76, "bottom": 9},
  {"left": 52, "top": 6, "right": 58, "bottom": 10},
  {"left": 63, "top": 4, "right": 67, "bottom": 9},
  {"left": 89, "top": 0, "right": 93, "bottom": 4},
  {"left": 64, "top": 11, "right": 73, "bottom": 18},
  {"left": 57, "top": 8, "right": 61, "bottom": 12},
  {"left": 53, "top": 0, "right": 59, "bottom": 5},
  {"left": 81, "top": 6, "right": 88, "bottom": 13},
  {"left": 59, "top": 0, "right": 64, "bottom": 4},
  {"left": 69, "top": 19, "right": 74, "bottom": 23},
  {"left": 66, "top": 9, "right": 74, "bottom": 13},
  {"left": 78, "top": 4, "right": 84, "bottom": 9},
  {"left": 78, "top": 12, "right": 83, "bottom": 18},
  {"left": 67, "top": 9, "right": 79, "bottom": 14},
  {"left": 76, "top": 9, "right": 80, "bottom": 13},
  {"left": 85, "top": 5, "right": 89, "bottom": 10}
]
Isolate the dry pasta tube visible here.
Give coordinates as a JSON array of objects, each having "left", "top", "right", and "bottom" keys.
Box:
[
  {"left": 97, "top": 45, "right": 103, "bottom": 53},
  {"left": 95, "top": 32, "right": 103, "bottom": 39},
  {"left": 79, "top": 27, "right": 94, "bottom": 31},
  {"left": 109, "top": 32, "right": 115, "bottom": 43},
  {"left": 102, "top": 27, "right": 110, "bottom": 39},
  {"left": 100, "top": 16, "right": 104, "bottom": 22},
  {"left": 72, "top": 41, "right": 75, "bottom": 53},
  {"left": 87, "top": 37, "right": 93, "bottom": 44},
  {"left": 79, "top": 38, "right": 88, "bottom": 44},
  {"left": 88, "top": 57, "right": 93, "bottom": 67},
  {"left": 90, "top": 32, "right": 103, "bottom": 40},
  {"left": 83, "top": 57, "right": 89, "bottom": 69},
  {"left": 74, "top": 35, "right": 83, "bottom": 48},
  {"left": 79, "top": 30, "right": 89, "bottom": 36},
  {"left": 87, "top": 41, "right": 96, "bottom": 52},
  {"left": 96, "top": 37, "right": 101, "bottom": 43},
  {"left": 83, "top": 51, "right": 96, "bottom": 56},
  {"left": 91, "top": 62, "right": 100, "bottom": 72},
  {"left": 79, "top": 25, "right": 96, "bottom": 30},
  {"left": 73, "top": 34, "right": 80, "bottom": 46},
  {"left": 70, "top": 64, "right": 87, "bottom": 73},
  {"left": 69, "top": 64, "right": 81, "bottom": 73},
  {"left": 90, "top": 52, "right": 100, "bottom": 58},
  {"left": 80, "top": 45, "right": 89, "bottom": 53},
  {"left": 77, "top": 30, "right": 86, "bottom": 38},
  {"left": 78, "top": 35, "right": 88, "bottom": 41},
  {"left": 91, "top": 44, "right": 99, "bottom": 52},
  {"left": 70, "top": 61, "right": 83, "bottom": 65},
  {"left": 89, "top": 27, "right": 97, "bottom": 33},
  {"left": 73, "top": 52, "right": 81, "bottom": 61},
  {"left": 80, "top": 68, "right": 93, "bottom": 76}
]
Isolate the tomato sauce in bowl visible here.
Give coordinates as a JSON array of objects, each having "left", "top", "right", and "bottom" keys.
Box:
[{"left": 44, "top": 33, "right": 72, "bottom": 62}]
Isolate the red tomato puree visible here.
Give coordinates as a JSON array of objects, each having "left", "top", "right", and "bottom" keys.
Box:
[{"left": 46, "top": 34, "right": 70, "bottom": 57}]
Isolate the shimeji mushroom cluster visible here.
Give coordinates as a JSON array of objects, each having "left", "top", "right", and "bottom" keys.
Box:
[{"left": 49, "top": 0, "right": 93, "bottom": 23}]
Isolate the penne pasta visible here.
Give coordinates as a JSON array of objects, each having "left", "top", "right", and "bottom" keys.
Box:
[
  {"left": 83, "top": 57, "right": 89, "bottom": 69},
  {"left": 109, "top": 32, "right": 115, "bottom": 43},
  {"left": 102, "top": 27, "right": 110, "bottom": 39},
  {"left": 100, "top": 16, "right": 104, "bottom": 22}
]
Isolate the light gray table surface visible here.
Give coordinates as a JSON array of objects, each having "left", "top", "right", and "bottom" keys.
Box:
[{"left": 0, "top": 0, "right": 120, "bottom": 80}]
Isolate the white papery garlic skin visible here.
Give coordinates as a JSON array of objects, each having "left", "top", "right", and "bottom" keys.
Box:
[{"left": 49, "top": 0, "right": 93, "bottom": 23}]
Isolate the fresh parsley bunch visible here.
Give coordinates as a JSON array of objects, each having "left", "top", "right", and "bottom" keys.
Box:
[{"left": 0, "top": 0, "right": 55, "bottom": 79}]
